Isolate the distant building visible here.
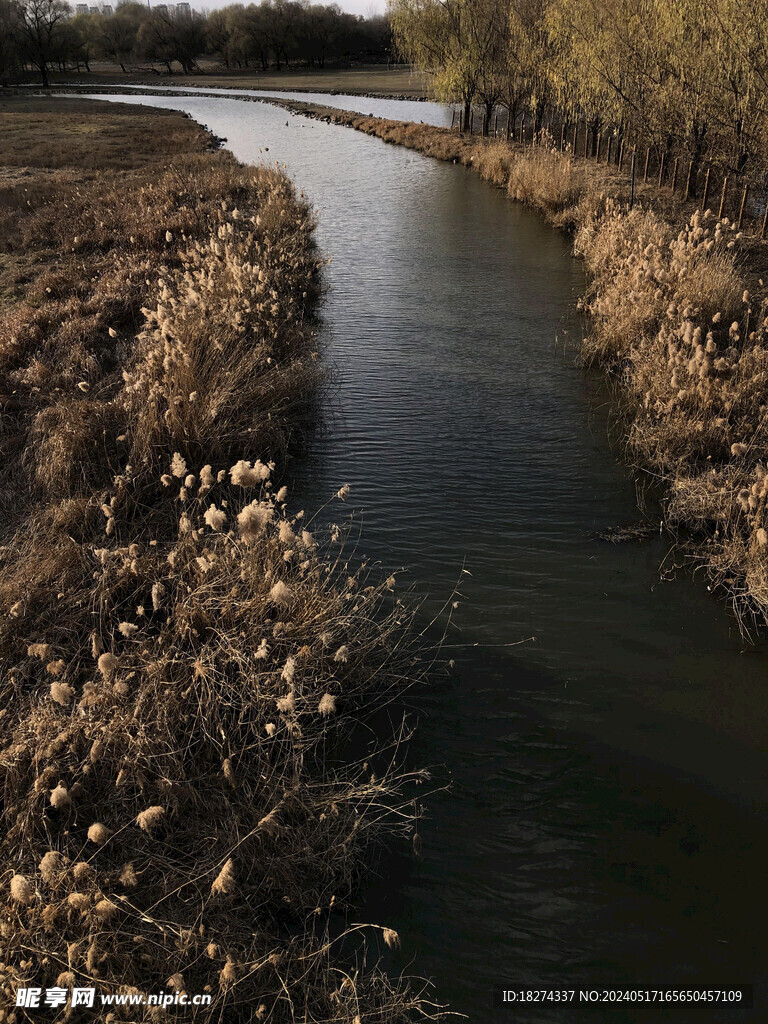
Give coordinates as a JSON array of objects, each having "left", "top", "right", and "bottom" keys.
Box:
[
  {"left": 176, "top": 2, "right": 191, "bottom": 11},
  {"left": 155, "top": 3, "right": 168, "bottom": 11},
  {"left": 102, "top": 4, "right": 113, "bottom": 12},
  {"left": 88, "top": 5, "right": 98, "bottom": 12},
  {"left": 75, "top": 3, "right": 88, "bottom": 12}
]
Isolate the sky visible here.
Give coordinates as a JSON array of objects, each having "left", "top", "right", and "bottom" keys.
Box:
[{"left": 194, "top": 0, "right": 387, "bottom": 15}]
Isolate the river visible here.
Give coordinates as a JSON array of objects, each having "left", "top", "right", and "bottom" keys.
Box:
[{"left": 69, "top": 92, "right": 768, "bottom": 1022}]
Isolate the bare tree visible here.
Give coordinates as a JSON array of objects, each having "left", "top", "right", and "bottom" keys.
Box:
[{"left": 16, "top": 0, "right": 70, "bottom": 87}]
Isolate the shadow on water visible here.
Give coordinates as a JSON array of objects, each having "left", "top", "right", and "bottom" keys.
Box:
[
  {"left": 362, "top": 638, "right": 768, "bottom": 1023},
  {"left": 72, "top": 92, "right": 768, "bottom": 1021}
]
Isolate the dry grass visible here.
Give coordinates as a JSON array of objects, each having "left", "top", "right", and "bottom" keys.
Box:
[
  {"left": 0, "top": 97, "right": 219, "bottom": 309},
  {"left": 0, "top": 100, "right": 320, "bottom": 520},
  {"left": 506, "top": 136, "right": 586, "bottom": 216},
  {"left": 0, "top": 464, "right": 436, "bottom": 1023},
  {"left": 0, "top": 98, "right": 218, "bottom": 171},
  {"left": 0, "top": 99, "right": 443, "bottom": 1022}
]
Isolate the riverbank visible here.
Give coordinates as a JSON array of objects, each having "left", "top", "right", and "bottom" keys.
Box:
[
  {"left": 260, "top": 99, "right": 768, "bottom": 631},
  {"left": 0, "top": 98, "right": 439, "bottom": 1022}
]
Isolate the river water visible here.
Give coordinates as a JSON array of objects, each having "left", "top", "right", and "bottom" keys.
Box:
[{"left": 75, "top": 92, "right": 768, "bottom": 1022}]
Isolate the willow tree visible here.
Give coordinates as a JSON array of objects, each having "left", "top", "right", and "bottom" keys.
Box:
[
  {"left": 495, "top": 5, "right": 532, "bottom": 138},
  {"left": 703, "top": 0, "right": 768, "bottom": 171},
  {"left": 545, "top": 0, "right": 658, "bottom": 152},
  {"left": 635, "top": 0, "right": 766, "bottom": 179},
  {"left": 468, "top": 0, "right": 513, "bottom": 132},
  {"left": 645, "top": 0, "right": 713, "bottom": 180},
  {"left": 389, "top": 0, "right": 501, "bottom": 130},
  {"left": 507, "top": 0, "right": 553, "bottom": 136}
]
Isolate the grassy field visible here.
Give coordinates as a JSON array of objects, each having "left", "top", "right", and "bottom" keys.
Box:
[
  {"left": 24, "top": 62, "right": 433, "bottom": 98},
  {"left": 0, "top": 97, "right": 437, "bottom": 1023},
  {"left": 0, "top": 96, "right": 218, "bottom": 170},
  {"left": 0, "top": 97, "right": 218, "bottom": 315}
]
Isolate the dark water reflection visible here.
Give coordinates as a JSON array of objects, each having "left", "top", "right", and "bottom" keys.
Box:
[{"left": 78, "top": 94, "right": 768, "bottom": 1022}]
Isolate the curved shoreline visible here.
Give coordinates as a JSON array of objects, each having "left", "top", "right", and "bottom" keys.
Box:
[{"left": 43, "top": 82, "right": 766, "bottom": 632}]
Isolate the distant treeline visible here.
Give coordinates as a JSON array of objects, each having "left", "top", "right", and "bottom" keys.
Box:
[
  {"left": 0, "top": 0, "right": 391, "bottom": 85},
  {"left": 390, "top": 0, "right": 768, "bottom": 180}
]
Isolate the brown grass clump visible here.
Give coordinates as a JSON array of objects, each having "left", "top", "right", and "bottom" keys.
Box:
[
  {"left": 0, "top": 100, "right": 441, "bottom": 1022},
  {"left": 576, "top": 204, "right": 743, "bottom": 362},
  {"left": 125, "top": 184, "right": 321, "bottom": 473},
  {"left": 575, "top": 201, "right": 768, "bottom": 621},
  {"left": 0, "top": 464, "right": 434, "bottom": 1022},
  {"left": 506, "top": 137, "right": 585, "bottom": 216}
]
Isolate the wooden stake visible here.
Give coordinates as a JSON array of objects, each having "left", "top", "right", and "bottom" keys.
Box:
[
  {"left": 718, "top": 176, "right": 728, "bottom": 219},
  {"left": 657, "top": 152, "right": 665, "bottom": 188},
  {"left": 606, "top": 136, "right": 613, "bottom": 164},
  {"left": 595, "top": 133, "right": 601, "bottom": 162},
  {"left": 684, "top": 160, "right": 693, "bottom": 202},
  {"left": 630, "top": 149, "right": 637, "bottom": 209},
  {"left": 738, "top": 184, "right": 748, "bottom": 229},
  {"left": 700, "top": 164, "right": 711, "bottom": 211},
  {"left": 643, "top": 147, "right": 650, "bottom": 183},
  {"left": 671, "top": 156, "right": 679, "bottom": 192}
]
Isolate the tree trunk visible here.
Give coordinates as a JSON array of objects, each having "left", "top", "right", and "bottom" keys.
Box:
[
  {"left": 40, "top": 62, "right": 49, "bottom": 88},
  {"left": 483, "top": 100, "right": 493, "bottom": 137},
  {"left": 688, "top": 123, "right": 707, "bottom": 197},
  {"left": 588, "top": 115, "right": 602, "bottom": 157},
  {"left": 505, "top": 101, "right": 517, "bottom": 141},
  {"left": 462, "top": 98, "right": 471, "bottom": 134}
]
